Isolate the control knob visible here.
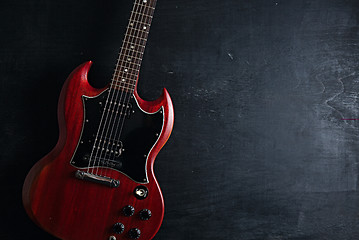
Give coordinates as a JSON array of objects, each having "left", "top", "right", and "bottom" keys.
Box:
[
  {"left": 123, "top": 205, "right": 135, "bottom": 216},
  {"left": 128, "top": 228, "right": 141, "bottom": 239},
  {"left": 113, "top": 223, "right": 125, "bottom": 234},
  {"left": 139, "top": 209, "right": 152, "bottom": 220}
]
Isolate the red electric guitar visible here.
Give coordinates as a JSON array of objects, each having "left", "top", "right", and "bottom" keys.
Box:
[{"left": 22, "top": 0, "right": 174, "bottom": 239}]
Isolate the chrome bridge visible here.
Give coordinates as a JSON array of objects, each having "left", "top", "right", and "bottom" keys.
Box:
[{"left": 75, "top": 170, "right": 120, "bottom": 188}]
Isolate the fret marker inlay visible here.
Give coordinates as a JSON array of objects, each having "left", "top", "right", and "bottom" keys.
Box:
[{"left": 112, "top": 0, "right": 156, "bottom": 92}]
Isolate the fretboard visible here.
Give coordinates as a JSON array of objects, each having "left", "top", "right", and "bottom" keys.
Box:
[{"left": 111, "top": 0, "right": 157, "bottom": 92}]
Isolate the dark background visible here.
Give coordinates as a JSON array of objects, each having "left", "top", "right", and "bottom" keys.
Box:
[{"left": 1, "top": 0, "right": 359, "bottom": 239}]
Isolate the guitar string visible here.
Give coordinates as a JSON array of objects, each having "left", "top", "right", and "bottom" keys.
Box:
[
  {"left": 88, "top": 0, "right": 155, "bottom": 176},
  {"left": 90, "top": 0, "right": 142, "bottom": 175},
  {"left": 99, "top": 0, "right": 155, "bottom": 178},
  {"left": 95, "top": 0, "right": 146, "bottom": 177},
  {"left": 101, "top": 0, "right": 156, "bottom": 179},
  {"left": 86, "top": 0, "right": 139, "bottom": 174},
  {"left": 98, "top": 1, "right": 148, "bottom": 177},
  {"left": 107, "top": 0, "right": 156, "bottom": 179},
  {"left": 93, "top": 0, "right": 153, "bottom": 177}
]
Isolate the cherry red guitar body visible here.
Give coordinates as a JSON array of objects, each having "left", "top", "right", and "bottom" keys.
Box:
[{"left": 23, "top": 61, "right": 174, "bottom": 240}]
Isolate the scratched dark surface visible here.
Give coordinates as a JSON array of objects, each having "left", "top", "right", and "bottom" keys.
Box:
[{"left": 1, "top": 0, "right": 359, "bottom": 239}]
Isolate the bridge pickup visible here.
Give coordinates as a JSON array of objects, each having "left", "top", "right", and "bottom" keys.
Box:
[{"left": 75, "top": 170, "right": 120, "bottom": 188}]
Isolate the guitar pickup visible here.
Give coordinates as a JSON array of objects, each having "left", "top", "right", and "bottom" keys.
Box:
[{"left": 75, "top": 170, "right": 120, "bottom": 188}]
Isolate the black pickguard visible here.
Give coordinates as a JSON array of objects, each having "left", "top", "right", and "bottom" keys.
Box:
[{"left": 70, "top": 89, "right": 163, "bottom": 183}]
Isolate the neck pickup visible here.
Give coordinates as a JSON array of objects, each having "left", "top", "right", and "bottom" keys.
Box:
[{"left": 75, "top": 170, "right": 120, "bottom": 188}]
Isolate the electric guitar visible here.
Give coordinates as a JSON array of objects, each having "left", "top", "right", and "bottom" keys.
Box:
[{"left": 22, "top": 0, "right": 174, "bottom": 239}]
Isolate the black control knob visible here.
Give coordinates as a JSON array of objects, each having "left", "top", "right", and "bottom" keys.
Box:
[
  {"left": 128, "top": 228, "right": 141, "bottom": 239},
  {"left": 123, "top": 205, "right": 135, "bottom": 216},
  {"left": 139, "top": 209, "right": 152, "bottom": 220},
  {"left": 113, "top": 223, "right": 125, "bottom": 234}
]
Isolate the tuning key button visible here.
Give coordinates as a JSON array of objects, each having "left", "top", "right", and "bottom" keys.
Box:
[
  {"left": 139, "top": 209, "right": 152, "bottom": 220},
  {"left": 123, "top": 205, "right": 135, "bottom": 216},
  {"left": 113, "top": 223, "right": 125, "bottom": 234},
  {"left": 128, "top": 228, "right": 141, "bottom": 239}
]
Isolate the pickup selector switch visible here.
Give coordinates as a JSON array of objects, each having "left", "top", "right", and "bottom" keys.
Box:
[
  {"left": 113, "top": 223, "right": 125, "bottom": 234},
  {"left": 139, "top": 209, "right": 152, "bottom": 220},
  {"left": 128, "top": 228, "right": 141, "bottom": 239},
  {"left": 123, "top": 205, "right": 135, "bottom": 216}
]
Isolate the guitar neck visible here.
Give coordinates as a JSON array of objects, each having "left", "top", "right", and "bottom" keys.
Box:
[{"left": 111, "top": 0, "right": 157, "bottom": 93}]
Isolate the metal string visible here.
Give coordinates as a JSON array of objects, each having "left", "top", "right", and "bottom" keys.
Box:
[
  {"left": 94, "top": 0, "right": 145, "bottom": 177},
  {"left": 103, "top": 0, "right": 156, "bottom": 178},
  {"left": 90, "top": 1, "right": 143, "bottom": 175},
  {"left": 100, "top": 0, "right": 155, "bottom": 178},
  {"left": 86, "top": 0, "right": 140, "bottom": 173},
  {"left": 88, "top": 0, "right": 156, "bottom": 177}
]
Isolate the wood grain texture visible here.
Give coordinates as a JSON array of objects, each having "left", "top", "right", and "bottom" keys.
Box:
[{"left": 22, "top": 61, "right": 174, "bottom": 240}]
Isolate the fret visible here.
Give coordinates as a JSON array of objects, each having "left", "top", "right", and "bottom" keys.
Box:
[
  {"left": 131, "top": 11, "right": 153, "bottom": 19},
  {"left": 119, "top": 49, "right": 144, "bottom": 60},
  {"left": 117, "top": 54, "right": 141, "bottom": 65},
  {"left": 119, "top": 54, "right": 142, "bottom": 61},
  {"left": 122, "top": 41, "right": 146, "bottom": 51},
  {"left": 112, "top": 72, "right": 138, "bottom": 82},
  {"left": 125, "top": 33, "right": 148, "bottom": 42},
  {"left": 111, "top": 85, "right": 136, "bottom": 93},
  {"left": 113, "top": 70, "right": 139, "bottom": 78},
  {"left": 110, "top": 83, "right": 135, "bottom": 92},
  {"left": 116, "top": 56, "right": 140, "bottom": 66},
  {"left": 134, "top": 0, "right": 157, "bottom": 4},
  {"left": 115, "top": 66, "right": 140, "bottom": 74},
  {"left": 134, "top": 2, "right": 155, "bottom": 10},
  {"left": 129, "top": 19, "right": 150, "bottom": 28},
  {"left": 111, "top": 81, "right": 136, "bottom": 90},
  {"left": 127, "top": 26, "right": 149, "bottom": 35},
  {"left": 121, "top": 43, "right": 144, "bottom": 52},
  {"left": 110, "top": 83, "right": 135, "bottom": 90},
  {"left": 128, "top": 31, "right": 148, "bottom": 40},
  {"left": 114, "top": 71, "right": 138, "bottom": 78},
  {"left": 122, "top": 40, "right": 146, "bottom": 51},
  {"left": 121, "top": 44, "right": 146, "bottom": 54},
  {"left": 121, "top": 40, "right": 146, "bottom": 51},
  {"left": 112, "top": 80, "right": 137, "bottom": 88},
  {"left": 118, "top": 55, "right": 142, "bottom": 65},
  {"left": 126, "top": 22, "right": 150, "bottom": 36},
  {"left": 112, "top": 79, "right": 136, "bottom": 87},
  {"left": 123, "top": 35, "right": 147, "bottom": 46},
  {"left": 128, "top": 23, "right": 150, "bottom": 34},
  {"left": 113, "top": 75, "right": 138, "bottom": 83},
  {"left": 116, "top": 63, "right": 141, "bottom": 70},
  {"left": 119, "top": 59, "right": 141, "bottom": 67},
  {"left": 111, "top": 0, "right": 156, "bottom": 94},
  {"left": 116, "top": 65, "right": 140, "bottom": 72},
  {"left": 130, "top": 13, "right": 153, "bottom": 25},
  {"left": 113, "top": 71, "right": 138, "bottom": 80},
  {"left": 121, "top": 47, "right": 144, "bottom": 56},
  {"left": 110, "top": 81, "right": 136, "bottom": 90}
]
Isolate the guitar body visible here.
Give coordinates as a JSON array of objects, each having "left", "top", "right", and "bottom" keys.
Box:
[{"left": 23, "top": 61, "right": 174, "bottom": 240}]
